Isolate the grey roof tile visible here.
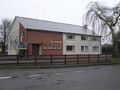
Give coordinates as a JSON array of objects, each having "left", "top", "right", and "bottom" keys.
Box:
[{"left": 15, "top": 16, "right": 99, "bottom": 36}]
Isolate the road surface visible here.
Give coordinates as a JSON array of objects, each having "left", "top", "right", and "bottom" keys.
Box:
[{"left": 0, "top": 65, "right": 120, "bottom": 90}]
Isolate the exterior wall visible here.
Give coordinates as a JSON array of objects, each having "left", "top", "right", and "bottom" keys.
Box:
[
  {"left": 8, "top": 20, "right": 19, "bottom": 55},
  {"left": 63, "top": 34, "right": 101, "bottom": 54},
  {"left": 27, "top": 30, "right": 63, "bottom": 55}
]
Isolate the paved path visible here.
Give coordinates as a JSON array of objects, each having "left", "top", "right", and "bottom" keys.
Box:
[{"left": 0, "top": 65, "right": 120, "bottom": 90}]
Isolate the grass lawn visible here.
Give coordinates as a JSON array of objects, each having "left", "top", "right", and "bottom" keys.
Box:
[
  {"left": 0, "top": 48, "right": 1, "bottom": 52},
  {"left": 110, "top": 56, "right": 120, "bottom": 64}
]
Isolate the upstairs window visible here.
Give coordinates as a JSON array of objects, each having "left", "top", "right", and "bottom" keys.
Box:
[
  {"left": 20, "top": 32, "right": 25, "bottom": 37},
  {"left": 20, "top": 32, "right": 25, "bottom": 42},
  {"left": 92, "top": 37, "right": 99, "bottom": 41},
  {"left": 81, "top": 35, "right": 88, "bottom": 40},
  {"left": 66, "top": 34, "right": 75, "bottom": 40}
]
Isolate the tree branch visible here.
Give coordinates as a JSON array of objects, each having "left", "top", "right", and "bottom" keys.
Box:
[
  {"left": 113, "top": 14, "right": 120, "bottom": 26},
  {"left": 92, "top": 9, "right": 110, "bottom": 26}
]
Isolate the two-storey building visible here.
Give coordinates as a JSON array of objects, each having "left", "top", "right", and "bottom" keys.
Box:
[{"left": 8, "top": 16, "right": 101, "bottom": 55}]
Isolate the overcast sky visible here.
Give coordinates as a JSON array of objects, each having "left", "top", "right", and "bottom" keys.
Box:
[{"left": 0, "top": 0, "right": 120, "bottom": 25}]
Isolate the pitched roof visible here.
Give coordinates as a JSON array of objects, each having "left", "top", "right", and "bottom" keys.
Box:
[{"left": 15, "top": 16, "right": 99, "bottom": 36}]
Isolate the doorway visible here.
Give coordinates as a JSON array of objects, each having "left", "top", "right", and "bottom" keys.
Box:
[{"left": 32, "top": 44, "right": 42, "bottom": 55}]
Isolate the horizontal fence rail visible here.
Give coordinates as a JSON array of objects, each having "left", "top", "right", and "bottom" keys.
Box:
[{"left": 0, "top": 54, "right": 112, "bottom": 66}]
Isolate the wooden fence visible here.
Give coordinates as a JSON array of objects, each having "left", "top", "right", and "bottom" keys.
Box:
[{"left": 0, "top": 54, "right": 112, "bottom": 66}]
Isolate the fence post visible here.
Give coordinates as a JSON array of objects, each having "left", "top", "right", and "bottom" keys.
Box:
[
  {"left": 51, "top": 55, "right": 53, "bottom": 65},
  {"left": 88, "top": 54, "right": 90, "bottom": 63},
  {"left": 34, "top": 55, "right": 37, "bottom": 65},
  {"left": 77, "top": 54, "right": 79, "bottom": 64},
  {"left": 98, "top": 54, "right": 99, "bottom": 63},
  {"left": 106, "top": 53, "right": 108, "bottom": 62},
  {"left": 64, "top": 55, "right": 67, "bottom": 64},
  {"left": 17, "top": 54, "right": 19, "bottom": 66}
]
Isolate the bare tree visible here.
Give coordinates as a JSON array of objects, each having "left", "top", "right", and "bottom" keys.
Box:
[
  {"left": 0, "top": 19, "right": 12, "bottom": 54},
  {"left": 117, "top": 31, "right": 120, "bottom": 54},
  {"left": 84, "top": 2, "right": 120, "bottom": 57}
]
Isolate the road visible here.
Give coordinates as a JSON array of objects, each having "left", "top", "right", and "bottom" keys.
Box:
[{"left": 0, "top": 65, "right": 120, "bottom": 90}]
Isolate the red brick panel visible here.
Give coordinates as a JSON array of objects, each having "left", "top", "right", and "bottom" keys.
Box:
[
  {"left": 28, "top": 44, "right": 32, "bottom": 55},
  {"left": 27, "top": 30, "right": 63, "bottom": 55}
]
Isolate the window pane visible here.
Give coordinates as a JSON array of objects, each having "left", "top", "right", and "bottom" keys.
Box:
[
  {"left": 81, "top": 46, "right": 84, "bottom": 51},
  {"left": 81, "top": 35, "right": 87, "bottom": 40},
  {"left": 92, "top": 37, "right": 99, "bottom": 41},
  {"left": 81, "top": 46, "right": 88, "bottom": 52},
  {"left": 66, "top": 34, "right": 75, "bottom": 39},
  {"left": 66, "top": 46, "right": 75, "bottom": 51},
  {"left": 93, "top": 46, "right": 99, "bottom": 52},
  {"left": 20, "top": 32, "right": 25, "bottom": 37}
]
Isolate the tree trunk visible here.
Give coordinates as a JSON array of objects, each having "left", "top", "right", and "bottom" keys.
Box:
[
  {"left": 1, "top": 42, "right": 6, "bottom": 54},
  {"left": 112, "top": 32, "right": 117, "bottom": 57},
  {"left": 2, "top": 26, "right": 7, "bottom": 54}
]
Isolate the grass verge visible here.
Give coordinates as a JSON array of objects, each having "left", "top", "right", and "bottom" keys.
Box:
[{"left": 110, "top": 56, "right": 120, "bottom": 64}]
